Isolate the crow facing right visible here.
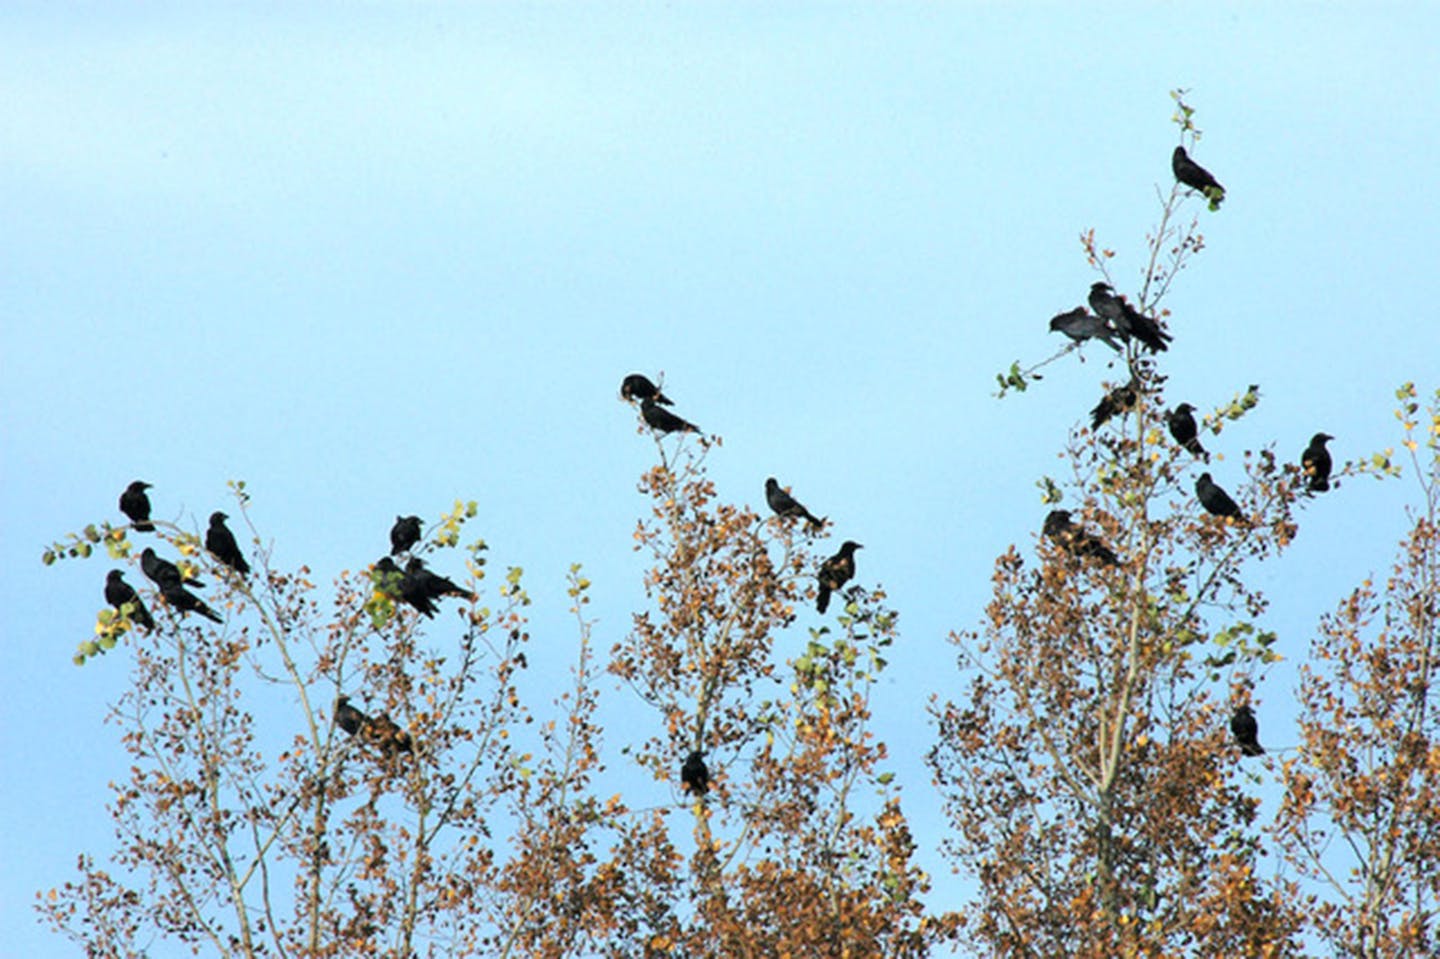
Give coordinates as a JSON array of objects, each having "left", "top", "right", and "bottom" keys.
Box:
[
  {"left": 817, "top": 541, "right": 862, "bottom": 614},
  {"left": 1302, "top": 433, "right": 1334, "bottom": 493},
  {"left": 119, "top": 481, "right": 154, "bottom": 532},
  {"left": 1230, "top": 705, "right": 1264, "bottom": 756},
  {"left": 1167, "top": 403, "right": 1209, "bottom": 460},
  {"left": 206, "top": 511, "right": 250, "bottom": 576}
]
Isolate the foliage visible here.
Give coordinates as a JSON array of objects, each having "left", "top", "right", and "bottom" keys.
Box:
[{"left": 1273, "top": 384, "right": 1440, "bottom": 958}]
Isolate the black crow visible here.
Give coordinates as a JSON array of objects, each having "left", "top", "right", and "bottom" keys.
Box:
[
  {"left": 334, "top": 695, "right": 367, "bottom": 737},
  {"left": 1167, "top": 403, "right": 1208, "bottom": 460},
  {"left": 681, "top": 750, "right": 710, "bottom": 797},
  {"left": 1119, "top": 299, "right": 1172, "bottom": 353},
  {"left": 104, "top": 570, "right": 155, "bottom": 631},
  {"left": 141, "top": 547, "right": 205, "bottom": 592},
  {"left": 159, "top": 581, "right": 223, "bottom": 624},
  {"left": 621, "top": 374, "right": 673, "bottom": 406},
  {"left": 765, "top": 477, "right": 824, "bottom": 527},
  {"left": 817, "top": 541, "right": 862, "bottom": 614},
  {"left": 206, "top": 511, "right": 250, "bottom": 576},
  {"left": 1302, "top": 433, "right": 1334, "bottom": 493},
  {"left": 119, "top": 481, "right": 154, "bottom": 532},
  {"left": 641, "top": 397, "right": 700, "bottom": 434},
  {"left": 374, "top": 556, "right": 437, "bottom": 617},
  {"left": 1196, "top": 473, "right": 1244, "bottom": 521},
  {"left": 1173, "top": 146, "right": 1225, "bottom": 206},
  {"left": 1091, "top": 379, "right": 1139, "bottom": 430},
  {"left": 390, "top": 515, "right": 422, "bottom": 556},
  {"left": 1042, "top": 510, "right": 1118, "bottom": 566},
  {"left": 1049, "top": 306, "right": 1121, "bottom": 352},
  {"left": 1230, "top": 705, "right": 1263, "bottom": 756}
]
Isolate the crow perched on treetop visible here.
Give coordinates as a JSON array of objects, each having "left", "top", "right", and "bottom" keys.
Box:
[
  {"left": 141, "top": 547, "right": 206, "bottom": 592},
  {"left": 334, "top": 695, "right": 367, "bottom": 737},
  {"left": 1196, "top": 472, "right": 1244, "bottom": 522},
  {"left": 641, "top": 397, "right": 700, "bottom": 434},
  {"left": 1167, "top": 403, "right": 1209, "bottom": 460},
  {"left": 621, "top": 374, "right": 673, "bottom": 406},
  {"left": 1042, "top": 510, "right": 1118, "bottom": 566},
  {"left": 206, "top": 512, "right": 250, "bottom": 576},
  {"left": 105, "top": 570, "right": 155, "bottom": 631},
  {"left": 119, "top": 481, "right": 154, "bottom": 532},
  {"left": 1091, "top": 380, "right": 1139, "bottom": 430},
  {"left": 765, "top": 478, "right": 824, "bottom": 528},
  {"left": 681, "top": 750, "right": 710, "bottom": 797},
  {"left": 1173, "top": 146, "right": 1225, "bottom": 207},
  {"left": 390, "top": 515, "right": 422, "bottom": 556},
  {"left": 1302, "top": 433, "right": 1334, "bottom": 493},
  {"left": 1230, "top": 705, "right": 1264, "bottom": 756},
  {"left": 1049, "top": 306, "right": 1121, "bottom": 352},
  {"left": 817, "top": 541, "right": 862, "bottom": 614}
]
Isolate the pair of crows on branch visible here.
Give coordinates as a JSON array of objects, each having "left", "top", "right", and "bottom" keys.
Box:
[
  {"left": 108, "top": 480, "right": 254, "bottom": 628},
  {"left": 623, "top": 373, "right": 864, "bottom": 616},
  {"left": 375, "top": 515, "right": 475, "bottom": 619}
]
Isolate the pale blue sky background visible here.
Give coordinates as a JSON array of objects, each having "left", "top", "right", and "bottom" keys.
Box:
[{"left": 4, "top": 4, "right": 1440, "bottom": 955}]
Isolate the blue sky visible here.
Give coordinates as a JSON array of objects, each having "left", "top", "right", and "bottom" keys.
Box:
[{"left": 4, "top": 4, "right": 1440, "bottom": 955}]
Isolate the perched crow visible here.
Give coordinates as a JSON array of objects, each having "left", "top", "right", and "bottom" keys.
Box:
[
  {"left": 141, "top": 547, "right": 206, "bottom": 592},
  {"left": 374, "top": 556, "right": 437, "bottom": 617},
  {"left": 206, "top": 511, "right": 250, "bottom": 576},
  {"left": 365, "top": 713, "right": 414, "bottom": 757},
  {"left": 1196, "top": 472, "right": 1244, "bottom": 521},
  {"left": 1086, "top": 283, "right": 1171, "bottom": 353},
  {"left": 406, "top": 557, "right": 475, "bottom": 603},
  {"left": 817, "top": 541, "right": 862, "bottom": 614},
  {"left": 681, "top": 750, "right": 710, "bottom": 797},
  {"left": 1091, "top": 380, "right": 1139, "bottom": 430},
  {"left": 1167, "top": 403, "right": 1209, "bottom": 460},
  {"left": 641, "top": 397, "right": 700, "bottom": 434},
  {"left": 1119, "top": 299, "right": 1172, "bottom": 353},
  {"left": 1049, "top": 306, "right": 1121, "bottom": 352},
  {"left": 621, "top": 373, "right": 673, "bottom": 406},
  {"left": 1042, "top": 510, "right": 1118, "bottom": 566},
  {"left": 104, "top": 570, "right": 155, "bottom": 631},
  {"left": 1230, "top": 705, "right": 1264, "bottom": 756},
  {"left": 390, "top": 515, "right": 422, "bottom": 556},
  {"left": 765, "top": 477, "right": 825, "bottom": 527},
  {"left": 1173, "top": 146, "right": 1225, "bottom": 207},
  {"left": 334, "top": 695, "right": 367, "bottom": 737},
  {"left": 119, "top": 481, "right": 154, "bottom": 532},
  {"left": 1088, "top": 283, "right": 1129, "bottom": 339},
  {"left": 1302, "top": 433, "right": 1334, "bottom": 493},
  {"left": 160, "top": 581, "right": 223, "bottom": 624}
]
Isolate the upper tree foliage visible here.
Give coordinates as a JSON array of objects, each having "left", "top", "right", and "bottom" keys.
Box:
[
  {"left": 931, "top": 94, "right": 1359, "bottom": 957},
  {"left": 1274, "top": 384, "right": 1440, "bottom": 959},
  {"left": 35, "top": 95, "right": 1440, "bottom": 959}
]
